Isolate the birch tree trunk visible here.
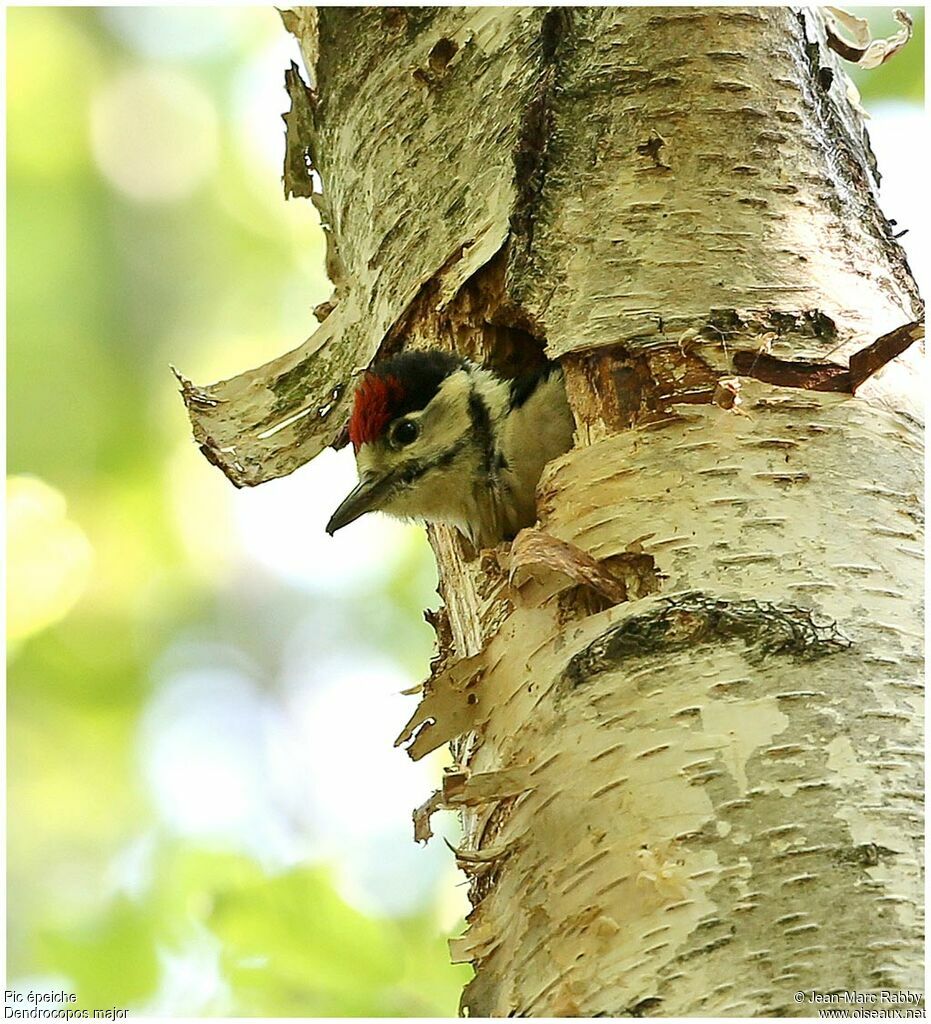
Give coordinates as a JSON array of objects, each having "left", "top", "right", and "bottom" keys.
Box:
[{"left": 179, "top": 7, "right": 924, "bottom": 1017}]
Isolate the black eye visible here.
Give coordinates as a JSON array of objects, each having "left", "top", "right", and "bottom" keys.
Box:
[{"left": 391, "top": 418, "right": 419, "bottom": 447}]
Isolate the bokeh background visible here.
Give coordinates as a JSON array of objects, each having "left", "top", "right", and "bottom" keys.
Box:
[{"left": 6, "top": 7, "right": 925, "bottom": 1017}]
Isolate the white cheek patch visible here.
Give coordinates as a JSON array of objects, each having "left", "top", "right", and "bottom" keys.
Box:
[
  {"left": 382, "top": 444, "right": 476, "bottom": 526},
  {"left": 355, "top": 445, "right": 382, "bottom": 477}
]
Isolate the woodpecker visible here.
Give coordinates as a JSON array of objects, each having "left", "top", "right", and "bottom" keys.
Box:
[{"left": 326, "top": 349, "right": 575, "bottom": 548}]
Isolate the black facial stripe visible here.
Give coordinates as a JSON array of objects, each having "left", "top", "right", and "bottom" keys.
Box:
[
  {"left": 468, "top": 389, "right": 496, "bottom": 480},
  {"left": 385, "top": 436, "right": 471, "bottom": 494}
]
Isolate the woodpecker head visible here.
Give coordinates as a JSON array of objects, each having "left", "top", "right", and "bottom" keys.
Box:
[
  {"left": 326, "top": 348, "right": 574, "bottom": 546},
  {"left": 327, "top": 350, "right": 491, "bottom": 536}
]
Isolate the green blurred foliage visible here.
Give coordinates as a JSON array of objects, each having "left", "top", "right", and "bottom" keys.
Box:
[
  {"left": 210, "top": 861, "right": 462, "bottom": 1016},
  {"left": 7, "top": 7, "right": 467, "bottom": 1016}
]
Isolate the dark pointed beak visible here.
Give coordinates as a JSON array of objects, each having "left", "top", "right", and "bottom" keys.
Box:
[{"left": 326, "top": 474, "right": 392, "bottom": 535}]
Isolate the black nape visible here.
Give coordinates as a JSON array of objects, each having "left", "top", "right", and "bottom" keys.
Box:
[{"left": 370, "top": 348, "right": 466, "bottom": 416}]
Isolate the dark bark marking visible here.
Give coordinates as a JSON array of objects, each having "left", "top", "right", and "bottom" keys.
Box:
[
  {"left": 637, "top": 131, "right": 670, "bottom": 170},
  {"left": 834, "top": 842, "right": 900, "bottom": 868},
  {"left": 562, "top": 593, "right": 852, "bottom": 688},
  {"left": 509, "top": 8, "right": 569, "bottom": 265},
  {"left": 429, "top": 36, "right": 458, "bottom": 73},
  {"left": 413, "top": 35, "right": 460, "bottom": 87},
  {"left": 627, "top": 996, "right": 664, "bottom": 1017},
  {"left": 707, "top": 307, "right": 838, "bottom": 345}
]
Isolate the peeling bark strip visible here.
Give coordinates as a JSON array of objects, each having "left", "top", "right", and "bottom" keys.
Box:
[
  {"left": 824, "top": 7, "right": 914, "bottom": 68},
  {"left": 178, "top": 7, "right": 923, "bottom": 1017},
  {"left": 508, "top": 527, "right": 657, "bottom": 607},
  {"left": 848, "top": 319, "right": 925, "bottom": 392},
  {"left": 729, "top": 319, "right": 925, "bottom": 394},
  {"left": 731, "top": 350, "right": 853, "bottom": 392},
  {"left": 283, "top": 60, "right": 317, "bottom": 200}
]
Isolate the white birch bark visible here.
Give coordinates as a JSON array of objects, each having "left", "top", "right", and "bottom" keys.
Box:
[{"left": 179, "top": 7, "right": 924, "bottom": 1016}]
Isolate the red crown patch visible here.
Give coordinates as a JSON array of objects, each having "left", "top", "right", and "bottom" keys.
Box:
[{"left": 348, "top": 373, "right": 405, "bottom": 451}]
